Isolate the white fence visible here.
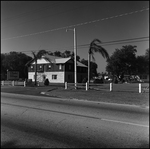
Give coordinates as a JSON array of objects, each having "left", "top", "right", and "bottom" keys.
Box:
[
  {"left": 1, "top": 81, "right": 26, "bottom": 87},
  {"left": 65, "top": 82, "right": 148, "bottom": 93}
]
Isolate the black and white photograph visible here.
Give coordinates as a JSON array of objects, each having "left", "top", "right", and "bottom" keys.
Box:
[{"left": 1, "top": 1, "right": 149, "bottom": 148}]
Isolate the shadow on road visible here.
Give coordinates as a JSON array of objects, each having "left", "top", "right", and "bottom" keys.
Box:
[{"left": 1, "top": 140, "right": 41, "bottom": 148}]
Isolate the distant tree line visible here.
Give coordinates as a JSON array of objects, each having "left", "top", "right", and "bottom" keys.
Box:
[
  {"left": 1, "top": 45, "right": 149, "bottom": 82},
  {"left": 1, "top": 52, "right": 32, "bottom": 80},
  {"left": 106, "top": 45, "right": 149, "bottom": 82}
]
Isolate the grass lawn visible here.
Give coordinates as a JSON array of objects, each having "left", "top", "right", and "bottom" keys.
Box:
[{"left": 1, "top": 83, "right": 149, "bottom": 107}]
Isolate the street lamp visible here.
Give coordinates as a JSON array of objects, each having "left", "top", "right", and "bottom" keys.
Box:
[{"left": 66, "top": 28, "right": 77, "bottom": 89}]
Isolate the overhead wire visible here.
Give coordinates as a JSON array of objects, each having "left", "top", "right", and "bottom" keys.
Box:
[
  {"left": 2, "top": 2, "right": 96, "bottom": 29},
  {"left": 14, "top": 36, "right": 149, "bottom": 54},
  {"left": 2, "top": 7, "right": 149, "bottom": 41}
]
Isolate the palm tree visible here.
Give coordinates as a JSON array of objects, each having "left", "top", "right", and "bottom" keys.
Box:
[
  {"left": 88, "top": 39, "right": 109, "bottom": 85},
  {"left": 31, "top": 49, "right": 51, "bottom": 86}
]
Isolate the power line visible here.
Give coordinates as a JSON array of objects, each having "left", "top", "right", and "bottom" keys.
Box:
[
  {"left": 2, "top": 2, "right": 96, "bottom": 29},
  {"left": 2, "top": 8, "right": 149, "bottom": 41},
  {"left": 79, "top": 39, "right": 149, "bottom": 49},
  {"left": 78, "top": 36, "right": 149, "bottom": 47},
  {"left": 13, "top": 36, "right": 149, "bottom": 54}
]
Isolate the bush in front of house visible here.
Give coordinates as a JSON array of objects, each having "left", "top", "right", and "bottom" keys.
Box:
[{"left": 44, "top": 78, "right": 49, "bottom": 86}]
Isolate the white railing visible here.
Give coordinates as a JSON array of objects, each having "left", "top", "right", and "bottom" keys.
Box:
[
  {"left": 64, "top": 82, "right": 148, "bottom": 93},
  {"left": 1, "top": 81, "right": 12, "bottom": 86},
  {"left": 1, "top": 80, "right": 26, "bottom": 87}
]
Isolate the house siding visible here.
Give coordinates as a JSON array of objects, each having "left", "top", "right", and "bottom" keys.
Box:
[
  {"left": 28, "top": 72, "right": 64, "bottom": 83},
  {"left": 27, "top": 57, "right": 88, "bottom": 83},
  {"left": 65, "top": 72, "right": 74, "bottom": 83}
]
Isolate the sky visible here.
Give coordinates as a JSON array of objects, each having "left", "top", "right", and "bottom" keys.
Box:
[{"left": 1, "top": 1, "right": 149, "bottom": 73}]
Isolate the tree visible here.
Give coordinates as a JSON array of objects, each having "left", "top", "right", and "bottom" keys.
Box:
[
  {"left": 81, "top": 59, "right": 98, "bottom": 78},
  {"left": 53, "top": 51, "right": 62, "bottom": 57},
  {"left": 61, "top": 50, "right": 72, "bottom": 58},
  {"left": 106, "top": 45, "right": 137, "bottom": 80},
  {"left": 31, "top": 50, "right": 51, "bottom": 86},
  {"left": 136, "top": 49, "right": 149, "bottom": 74},
  {"left": 88, "top": 39, "right": 109, "bottom": 83},
  {"left": 61, "top": 50, "right": 80, "bottom": 61},
  {"left": 1, "top": 52, "right": 32, "bottom": 80}
]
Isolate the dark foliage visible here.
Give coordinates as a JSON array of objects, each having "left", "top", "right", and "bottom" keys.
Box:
[{"left": 44, "top": 78, "right": 49, "bottom": 86}]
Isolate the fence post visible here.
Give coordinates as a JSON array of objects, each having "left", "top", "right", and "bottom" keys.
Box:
[
  {"left": 24, "top": 81, "right": 26, "bottom": 87},
  {"left": 65, "top": 82, "right": 67, "bottom": 89},
  {"left": 110, "top": 83, "right": 113, "bottom": 91},
  {"left": 86, "top": 82, "right": 88, "bottom": 91},
  {"left": 12, "top": 81, "right": 15, "bottom": 86},
  {"left": 139, "top": 83, "right": 142, "bottom": 93}
]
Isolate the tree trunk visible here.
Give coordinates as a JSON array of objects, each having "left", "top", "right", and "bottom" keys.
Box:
[
  {"left": 88, "top": 53, "right": 91, "bottom": 85},
  {"left": 34, "top": 60, "right": 37, "bottom": 86}
]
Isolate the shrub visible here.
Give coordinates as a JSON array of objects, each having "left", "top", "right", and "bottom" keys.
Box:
[{"left": 44, "top": 78, "right": 49, "bottom": 86}]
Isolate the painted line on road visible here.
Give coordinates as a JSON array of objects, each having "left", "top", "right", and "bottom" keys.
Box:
[{"left": 101, "top": 118, "right": 149, "bottom": 128}]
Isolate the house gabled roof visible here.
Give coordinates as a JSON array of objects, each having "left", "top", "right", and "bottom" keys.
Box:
[
  {"left": 26, "top": 54, "right": 87, "bottom": 67},
  {"left": 77, "top": 61, "right": 87, "bottom": 67},
  {"left": 55, "top": 57, "right": 71, "bottom": 64},
  {"left": 43, "top": 54, "right": 63, "bottom": 63}
]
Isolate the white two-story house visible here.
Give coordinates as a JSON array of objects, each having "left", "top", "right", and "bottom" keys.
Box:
[{"left": 27, "top": 54, "right": 88, "bottom": 83}]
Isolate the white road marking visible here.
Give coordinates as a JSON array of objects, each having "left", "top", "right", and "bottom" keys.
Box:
[{"left": 102, "top": 118, "right": 149, "bottom": 128}]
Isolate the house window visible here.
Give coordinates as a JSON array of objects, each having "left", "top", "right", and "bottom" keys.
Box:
[
  {"left": 52, "top": 75, "right": 57, "bottom": 80},
  {"left": 47, "top": 64, "right": 51, "bottom": 71},
  {"left": 59, "top": 64, "right": 62, "bottom": 70},
  {"left": 48, "top": 65, "right": 51, "bottom": 69},
  {"left": 30, "top": 65, "right": 34, "bottom": 71}
]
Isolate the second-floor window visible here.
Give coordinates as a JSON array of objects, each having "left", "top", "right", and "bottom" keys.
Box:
[
  {"left": 48, "top": 65, "right": 51, "bottom": 69},
  {"left": 59, "top": 64, "right": 62, "bottom": 70},
  {"left": 37, "top": 65, "right": 43, "bottom": 71},
  {"left": 30, "top": 65, "right": 34, "bottom": 71}
]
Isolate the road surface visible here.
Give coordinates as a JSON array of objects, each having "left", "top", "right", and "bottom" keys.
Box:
[{"left": 1, "top": 92, "right": 149, "bottom": 148}]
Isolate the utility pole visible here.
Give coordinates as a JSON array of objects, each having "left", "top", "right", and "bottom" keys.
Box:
[{"left": 66, "top": 28, "right": 77, "bottom": 89}]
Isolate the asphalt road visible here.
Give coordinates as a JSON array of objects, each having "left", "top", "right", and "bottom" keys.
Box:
[{"left": 1, "top": 92, "right": 149, "bottom": 148}]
